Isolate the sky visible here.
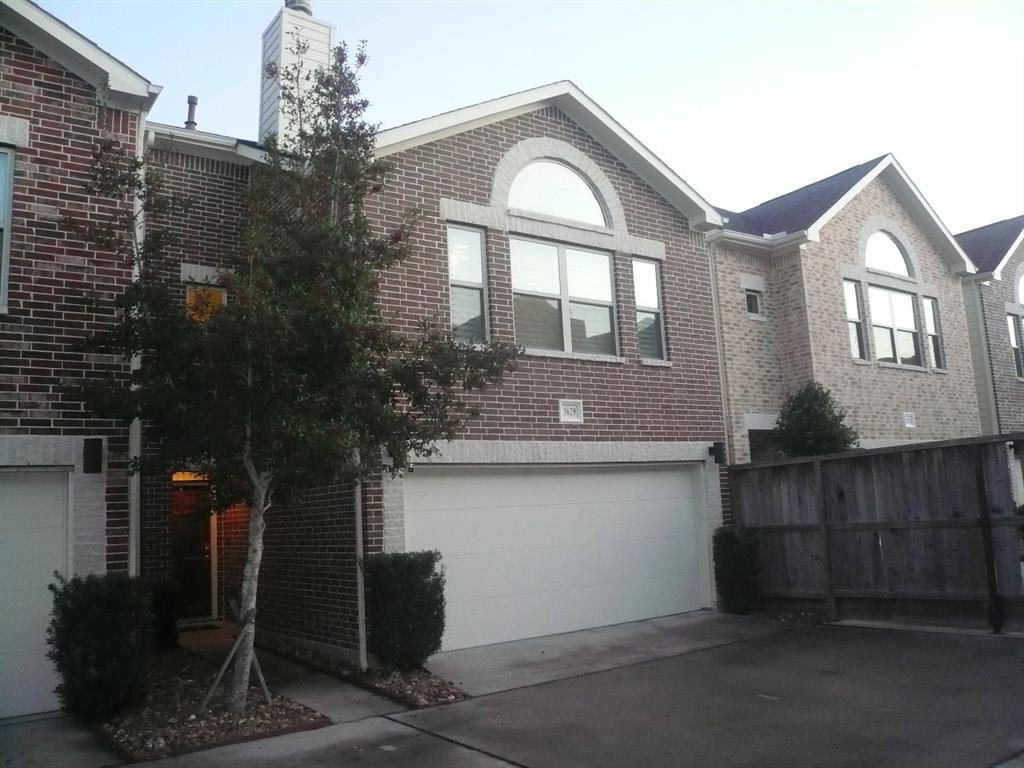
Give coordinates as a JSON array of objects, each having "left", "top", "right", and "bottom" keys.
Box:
[{"left": 37, "top": 0, "right": 1024, "bottom": 234}]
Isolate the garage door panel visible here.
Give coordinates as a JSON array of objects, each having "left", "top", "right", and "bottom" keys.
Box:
[
  {"left": 440, "top": 535, "right": 700, "bottom": 603},
  {"left": 404, "top": 463, "right": 710, "bottom": 651},
  {"left": 0, "top": 470, "right": 68, "bottom": 718},
  {"left": 443, "top": 573, "right": 704, "bottom": 650}
]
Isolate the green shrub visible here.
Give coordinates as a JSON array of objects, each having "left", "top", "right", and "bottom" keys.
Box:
[
  {"left": 150, "top": 579, "right": 180, "bottom": 649},
  {"left": 775, "top": 381, "right": 859, "bottom": 457},
  {"left": 365, "top": 551, "right": 445, "bottom": 670},
  {"left": 713, "top": 527, "right": 760, "bottom": 614},
  {"left": 46, "top": 572, "right": 152, "bottom": 722}
]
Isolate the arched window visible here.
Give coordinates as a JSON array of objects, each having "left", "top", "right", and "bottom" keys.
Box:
[
  {"left": 508, "top": 160, "right": 607, "bottom": 227},
  {"left": 1016, "top": 272, "right": 1024, "bottom": 304},
  {"left": 865, "top": 231, "right": 912, "bottom": 277}
]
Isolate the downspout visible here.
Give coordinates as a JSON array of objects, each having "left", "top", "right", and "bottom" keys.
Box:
[
  {"left": 974, "top": 279, "right": 1001, "bottom": 433},
  {"left": 708, "top": 240, "right": 733, "bottom": 466},
  {"left": 354, "top": 470, "right": 368, "bottom": 672},
  {"left": 127, "top": 112, "right": 150, "bottom": 577}
]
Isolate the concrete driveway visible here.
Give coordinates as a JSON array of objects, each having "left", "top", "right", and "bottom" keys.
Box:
[{"left": 146, "top": 615, "right": 1024, "bottom": 768}]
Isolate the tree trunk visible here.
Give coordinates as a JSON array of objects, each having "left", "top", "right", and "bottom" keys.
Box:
[{"left": 227, "top": 477, "right": 269, "bottom": 713}]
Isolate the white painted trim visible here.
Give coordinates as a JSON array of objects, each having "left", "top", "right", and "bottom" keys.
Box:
[
  {"left": 805, "top": 156, "right": 976, "bottom": 274},
  {"left": 0, "top": 0, "right": 157, "bottom": 109},
  {"left": 0, "top": 145, "right": 13, "bottom": 315},
  {"left": 988, "top": 225, "right": 1024, "bottom": 281},
  {"left": 179, "top": 263, "right": 222, "bottom": 285},
  {"left": 0, "top": 115, "right": 30, "bottom": 148},
  {"left": 412, "top": 440, "right": 714, "bottom": 465},
  {"left": 147, "top": 123, "right": 265, "bottom": 166},
  {"left": 208, "top": 513, "right": 218, "bottom": 621},
  {"left": 375, "top": 81, "right": 722, "bottom": 229},
  {"left": 739, "top": 274, "right": 765, "bottom": 293},
  {"left": 743, "top": 413, "right": 779, "bottom": 431}
]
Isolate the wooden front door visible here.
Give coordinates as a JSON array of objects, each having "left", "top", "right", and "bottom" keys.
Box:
[{"left": 171, "top": 484, "right": 213, "bottom": 618}]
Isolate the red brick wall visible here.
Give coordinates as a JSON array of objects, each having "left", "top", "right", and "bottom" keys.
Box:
[
  {"left": 0, "top": 27, "right": 138, "bottom": 571},
  {"left": 367, "top": 106, "right": 726, "bottom": 444}
]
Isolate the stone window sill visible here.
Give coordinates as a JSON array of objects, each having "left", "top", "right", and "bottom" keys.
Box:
[
  {"left": 878, "top": 361, "right": 931, "bottom": 374},
  {"left": 523, "top": 348, "right": 626, "bottom": 364},
  {"left": 640, "top": 358, "right": 672, "bottom": 367}
]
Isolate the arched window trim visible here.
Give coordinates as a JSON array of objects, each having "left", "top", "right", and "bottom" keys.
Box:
[{"left": 865, "top": 230, "right": 914, "bottom": 278}]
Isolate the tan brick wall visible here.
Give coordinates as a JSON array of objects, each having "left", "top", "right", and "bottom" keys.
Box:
[
  {"left": 716, "top": 175, "right": 981, "bottom": 463},
  {"left": 974, "top": 239, "right": 1024, "bottom": 432}
]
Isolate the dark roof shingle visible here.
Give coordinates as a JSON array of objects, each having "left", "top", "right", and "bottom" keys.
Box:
[
  {"left": 721, "top": 155, "right": 888, "bottom": 236},
  {"left": 955, "top": 215, "right": 1024, "bottom": 273}
]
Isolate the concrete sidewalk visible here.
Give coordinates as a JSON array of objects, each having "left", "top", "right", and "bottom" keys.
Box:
[
  {"left": 0, "top": 714, "right": 116, "bottom": 768},
  {"left": 179, "top": 625, "right": 400, "bottom": 723}
]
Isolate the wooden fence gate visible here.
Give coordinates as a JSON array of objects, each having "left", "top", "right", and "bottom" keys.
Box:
[{"left": 730, "top": 434, "right": 1024, "bottom": 632}]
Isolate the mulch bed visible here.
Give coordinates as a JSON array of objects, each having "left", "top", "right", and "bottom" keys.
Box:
[
  {"left": 99, "top": 648, "right": 329, "bottom": 763},
  {"left": 258, "top": 637, "right": 469, "bottom": 708}
]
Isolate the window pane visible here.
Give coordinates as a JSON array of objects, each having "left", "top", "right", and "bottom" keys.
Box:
[
  {"left": 565, "top": 248, "right": 612, "bottom": 302},
  {"left": 510, "top": 239, "right": 560, "bottom": 294},
  {"left": 865, "top": 231, "right": 910, "bottom": 276},
  {"left": 848, "top": 321, "right": 864, "bottom": 359},
  {"left": 632, "top": 260, "right": 660, "bottom": 309},
  {"left": 447, "top": 227, "right": 483, "bottom": 284},
  {"left": 1010, "top": 315, "right": 1020, "bottom": 348},
  {"left": 1018, "top": 275, "right": 1024, "bottom": 305},
  {"left": 514, "top": 294, "right": 563, "bottom": 350},
  {"left": 186, "top": 286, "right": 225, "bottom": 322},
  {"left": 637, "top": 311, "right": 664, "bottom": 359},
  {"left": 868, "top": 286, "right": 893, "bottom": 327},
  {"left": 508, "top": 160, "right": 606, "bottom": 227},
  {"left": 451, "top": 285, "right": 485, "bottom": 344},
  {"left": 929, "top": 335, "right": 943, "bottom": 369},
  {"left": 873, "top": 326, "right": 896, "bottom": 363},
  {"left": 843, "top": 281, "right": 860, "bottom": 321},
  {"left": 1016, "top": 348, "right": 1024, "bottom": 379},
  {"left": 0, "top": 152, "right": 8, "bottom": 225},
  {"left": 896, "top": 330, "right": 921, "bottom": 366},
  {"left": 569, "top": 302, "right": 615, "bottom": 355},
  {"left": 922, "top": 297, "right": 938, "bottom": 334},
  {"left": 891, "top": 291, "right": 916, "bottom": 329},
  {"left": 745, "top": 291, "right": 761, "bottom": 315}
]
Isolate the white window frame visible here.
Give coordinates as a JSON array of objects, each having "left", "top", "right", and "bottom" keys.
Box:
[
  {"left": 744, "top": 289, "right": 765, "bottom": 319},
  {"left": 510, "top": 235, "right": 618, "bottom": 357},
  {"left": 1009, "top": 314, "right": 1024, "bottom": 379},
  {"left": 843, "top": 280, "right": 867, "bottom": 360},
  {"left": 868, "top": 285, "right": 923, "bottom": 368},
  {"left": 446, "top": 224, "right": 488, "bottom": 344},
  {"left": 632, "top": 257, "right": 666, "bottom": 360},
  {"left": 921, "top": 296, "right": 944, "bottom": 370},
  {"left": 0, "top": 147, "right": 13, "bottom": 313}
]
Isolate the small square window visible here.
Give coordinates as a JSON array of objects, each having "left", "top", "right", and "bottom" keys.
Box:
[
  {"left": 745, "top": 289, "right": 763, "bottom": 316},
  {"left": 185, "top": 285, "right": 225, "bottom": 322}
]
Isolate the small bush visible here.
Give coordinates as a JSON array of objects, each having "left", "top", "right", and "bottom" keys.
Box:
[
  {"left": 47, "top": 572, "right": 152, "bottom": 722},
  {"left": 365, "top": 551, "right": 445, "bottom": 670},
  {"left": 713, "top": 527, "right": 760, "bottom": 614},
  {"left": 150, "top": 579, "right": 180, "bottom": 649},
  {"left": 775, "top": 381, "right": 859, "bottom": 457}
]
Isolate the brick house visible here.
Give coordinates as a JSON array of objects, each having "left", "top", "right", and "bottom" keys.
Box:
[
  {"left": 955, "top": 216, "right": 1024, "bottom": 435},
  {"left": 1, "top": 0, "right": 731, "bottom": 717},
  {"left": 708, "top": 154, "right": 982, "bottom": 464}
]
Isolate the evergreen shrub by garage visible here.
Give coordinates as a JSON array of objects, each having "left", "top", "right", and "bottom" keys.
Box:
[
  {"left": 46, "top": 573, "right": 152, "bottom": 722},
  {"left": 712, "top": 526, "right": 760, "bottom": 614},
  {"left": 365, "top": 551, "right": 445, "bottom": 670}
]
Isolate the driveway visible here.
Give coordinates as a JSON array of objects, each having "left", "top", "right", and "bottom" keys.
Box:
[{"left": 145, "top": 616, "right": 1024, "bottom": 768}]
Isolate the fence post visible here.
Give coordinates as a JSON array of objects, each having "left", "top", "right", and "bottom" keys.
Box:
[
  {"left": 974, "top": 449, "right": 1003, "bottom": 634},
  {"left": 815, "top": 459, "right": 838, "bottom": 622}
]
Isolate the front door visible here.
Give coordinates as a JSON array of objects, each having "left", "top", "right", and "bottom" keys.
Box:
[{"left": 171, "top": 483, "right": 213, "bottom": 618}]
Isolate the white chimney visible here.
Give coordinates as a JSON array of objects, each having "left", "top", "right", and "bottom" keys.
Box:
[{"left": 258, "top": 0, "right": 335, "bottom": 145}]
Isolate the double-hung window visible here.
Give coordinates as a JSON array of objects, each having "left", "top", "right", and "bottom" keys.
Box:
[
  {"left": 1009, "top": 315, "right": 1024, "bottom": 378},
  {"left": 868, "top": 286, "right": 921, "bottom": 366},
  {"left": 0, "top": 148, "right": 12, "bottom": 312},
  {"left": 510, "top": 237, "right": 616, "bottom": 356},
  {"left": 922, "top": 297, "right": 944, "bottom": 369},
  {"left": 843, "top": 280, "right": 866, "bottom": 359},
  {"left": 446, "top": 225, "right": 487, "bottom": 344},
  {"left": 632, "top": 259, "right": 664, "bottom": 359}
]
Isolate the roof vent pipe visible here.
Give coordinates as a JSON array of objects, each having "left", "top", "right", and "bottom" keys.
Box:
[
  {"left": 185, "top": 95, "right": 198, "bottom": 130},
  {"left": 285, "top": 0, "right": 313, "bottom": 14}
]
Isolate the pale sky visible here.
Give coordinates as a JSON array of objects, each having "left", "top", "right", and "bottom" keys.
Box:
[{"left": 37, "top": 0, "right": 1024, "bottom": 233}]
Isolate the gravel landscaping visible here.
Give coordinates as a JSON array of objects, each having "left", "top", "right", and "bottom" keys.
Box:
[
  {"left": 259, "top": 638, "right": 470, "bottom": 708},
  {"left": 99, "top": 648, "right": 329, "bottom": 762}
]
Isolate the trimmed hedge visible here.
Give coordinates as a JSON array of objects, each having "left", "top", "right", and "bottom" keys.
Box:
[
  {"left": 365, "top": 551, "right": 445, "bottom": 670},
  {"left": 46, "top": 573, "right": 152, "bottom": 722},
  {"left": 712, "top": 526, "right": 760, "bottom": 614}
]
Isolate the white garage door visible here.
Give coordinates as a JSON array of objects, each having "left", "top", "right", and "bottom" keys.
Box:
[
  {"left": 0, "top": 470, "right": 68, "bottom": 718},
  {"left": 404, "top": 463, "right": 710, "bottom": 651}
]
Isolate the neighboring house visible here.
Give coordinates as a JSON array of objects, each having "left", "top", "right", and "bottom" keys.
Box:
[
  {"left": 708, "top": 154, "right": 982, "bottom": 464},
  {"left": 1, "top": 0, "right": 731, "bottom": 718},
  {"left": 955, "top": 216, "right": 1024, "bottom": 435}
]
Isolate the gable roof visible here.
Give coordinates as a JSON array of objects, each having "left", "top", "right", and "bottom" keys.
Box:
[
  {"left": 374, "top": 80, "right": 722, "bottom": 230},
  {"left": 955, "top": 215, "right": 1024, "bottom": 277},
  {"left": 713, "top": 154, "right": 975, "bottom": 274},
  {"left": 720, "top": 156, "right": 886, "bottom": 237},
  {"left": 0, "top": 0, "right": 160, "bottom": 111}
]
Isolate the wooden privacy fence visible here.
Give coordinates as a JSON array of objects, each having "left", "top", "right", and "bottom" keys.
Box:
[{"left": 731, "top": 434, "right": 1024, "bottom": 632}]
